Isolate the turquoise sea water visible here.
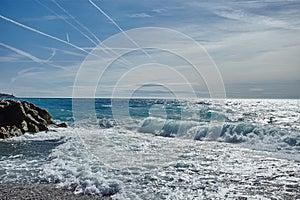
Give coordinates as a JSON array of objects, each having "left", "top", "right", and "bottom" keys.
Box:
[{"left": 0, "top": 98, "right": 299, "bottom": 199}]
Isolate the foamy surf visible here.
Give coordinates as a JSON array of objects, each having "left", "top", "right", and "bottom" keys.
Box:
[{"left": 37, "top": 126, "right": 299, "bottom": 199}]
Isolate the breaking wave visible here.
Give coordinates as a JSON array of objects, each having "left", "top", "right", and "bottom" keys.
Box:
[{"left": 137, "top": 117, "right": 300, "bottom": 152}]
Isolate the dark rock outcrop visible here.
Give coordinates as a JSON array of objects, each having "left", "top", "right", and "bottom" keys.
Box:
[
  {"left": 0, "top": 93, "right": 15, "bottom": 98},
  {"left": 0, "top": 100, "right": 65, "bottom": 139}
]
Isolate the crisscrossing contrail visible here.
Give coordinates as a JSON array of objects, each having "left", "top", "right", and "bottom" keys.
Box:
[
  {"left": 88, "top": 0, "right": 151, "bottom": 58},
  {"left": 0, "top": 14, "right": 90, "bottom": 55}
]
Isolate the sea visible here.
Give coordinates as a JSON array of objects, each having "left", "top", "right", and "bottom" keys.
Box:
[{"left": 0, "top": 98, "right": 299, "bottom": 199}]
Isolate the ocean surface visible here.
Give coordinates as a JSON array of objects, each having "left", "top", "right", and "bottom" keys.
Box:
[{"left": 0, "top": 98, "right": 299, "bottom": 199}]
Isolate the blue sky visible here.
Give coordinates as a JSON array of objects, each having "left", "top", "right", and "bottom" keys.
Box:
[{"left": 0, "top": 0, "right": 299, "bottom": 98}]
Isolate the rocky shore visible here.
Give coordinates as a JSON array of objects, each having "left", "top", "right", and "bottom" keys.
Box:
[{"left": 0, "top": 100, "right": 67, "bottom": 139}]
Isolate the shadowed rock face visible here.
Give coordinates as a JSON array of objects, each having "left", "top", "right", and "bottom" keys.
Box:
[{"left": 0, "top": 100, "right": 66, "bottom": 139}]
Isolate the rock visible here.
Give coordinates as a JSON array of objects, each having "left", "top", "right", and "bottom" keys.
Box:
[
  {"left": 0, "top": 100, "right": 66, "bottom": 139},
  {"left": 0, "top": 100, "right": 26, "bottom": 126},
  {"left": 9, "top": 126, "right": 23, "bottom": 137},
  {"left": 27, "top": 122, "right": 39, "bottom": 133},
  {"left": 56, "top": 122, "right": 68, "bottom": 128},
  {"left": 21, "top": 101, "right": 53, "bottom": 125},
  {"left": 0, "top": 127, "right": 9, "bottom": 139},
  {"left": 20, "top": 120, "right": 28, "bottom": 133},
  {"left": 0, "top": 92, "right": 15, "bottom": 98}
]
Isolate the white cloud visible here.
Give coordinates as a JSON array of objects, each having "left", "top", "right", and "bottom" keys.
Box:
[
  {"left": 203, "top": 30, "right": 300, "bottom": 84},
  {"left": 152, "top": 8, "right": 168, "bottom": 14},
  {"left": 0, "top": 54, "right": 25, "bottom": 62},
  {"left": 249, "top": 88, "right": 264, "bottom": 92},
  {"left": 23, "top": 15, "right": 70, "bottom": 22},
  {"left": 10, "top": 64, "right": 79, "bottom": 97},
  {"left": 44, "top": 47, "right": 86, "bottom": 58},
  {"left": 0, "top": 42, "right": 48, "bottom": 64},
  {"left": 128, "top": 13, "right": 152, "bottom": 18},
  {"left": 11, "top": 67, "right": 42, "bottom": 83},
  {"left": 215, "top": 9, "right": 300, "bottom": 30}
]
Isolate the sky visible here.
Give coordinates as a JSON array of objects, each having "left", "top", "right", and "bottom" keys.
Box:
[{"left": 0, "top": 0, "right": 299, "bottom": 98}]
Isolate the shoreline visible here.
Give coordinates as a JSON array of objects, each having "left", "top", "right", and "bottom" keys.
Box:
[{"left": 0, "top": 183, "right": 111, "bottom": 200}]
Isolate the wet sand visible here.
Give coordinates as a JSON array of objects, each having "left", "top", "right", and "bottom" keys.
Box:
[{"left": 0, "top": 183, "right": 111, "bottom": 200}]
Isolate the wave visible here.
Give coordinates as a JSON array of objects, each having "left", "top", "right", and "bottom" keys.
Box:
[
  {"left": 10, "top": 115, "right": 298, "bottom": 154},
  {"left": 138, "top": 117, "right": 199, "bottom": 137},
  {"left": 137, "top": 117, "right": 300, "bottom": 151}
]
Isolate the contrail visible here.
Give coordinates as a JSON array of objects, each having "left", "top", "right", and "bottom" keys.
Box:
[
  {"left": 0, "top": 14, "right": 90, "bottom": 55},
  {"left": 46, "top": 48, "right": 56, "bottom": 61},
  {"left": 88, "top": 0, "right": 124, "bottom": 37},
  {"left": 88, "top": 0, "right": 151, "bottom": 58},
  {"left": 52, "top": 0, "right": 101, "bottom": 44},
  {"left": 0, "top": 42, "right": 65, "bottom": 69},
  {"left": 53, "top": 0, "right": 131, "bottom": 65},
  {"left": 11, "top": 67, "right": 42, "bottom": 83},
  {"left": 66, "top": 33, "right": 70, "bottom": 43},
  {"left": 0, "top": 42, "right": 46, "bottom": 64},
  {"left": 36, "top": 0, "right": 98, "bottom": 46}
]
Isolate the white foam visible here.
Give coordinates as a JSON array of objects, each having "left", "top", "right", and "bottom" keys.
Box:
[
  {"left": 6, "top": 130, "right": 66, "bottom": 142},
  {"left": 36, "top": 126, "right": 300, "bottom": 199}
]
